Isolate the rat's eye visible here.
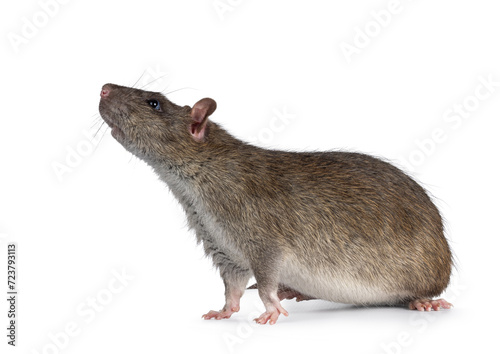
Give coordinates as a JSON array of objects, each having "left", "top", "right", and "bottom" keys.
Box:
[{"left": 147, "top": 99, "right": 161, "bottom": 111}]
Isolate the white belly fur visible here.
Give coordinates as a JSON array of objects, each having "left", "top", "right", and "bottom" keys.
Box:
[{"left": 279, "top": 258, "right": 411, "bottom": 306}]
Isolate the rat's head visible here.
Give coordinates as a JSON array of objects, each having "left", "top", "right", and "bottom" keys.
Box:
[{"left": 99, "top": 83, "right": 216, "bottom": 163}]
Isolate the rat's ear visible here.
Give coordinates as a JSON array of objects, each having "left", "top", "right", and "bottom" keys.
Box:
[{"left": 190, "top": 98, "right": 217, "bottom": 142}]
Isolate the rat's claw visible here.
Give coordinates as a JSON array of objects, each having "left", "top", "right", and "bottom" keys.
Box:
[
  {"left": 254, "top": 304, "right": 289, "bottom": 325},
  {"left": 202, "top": 307, "right": 237, "bottom": 320},
  {"left": 409, "top": 298, "right": 453, "bottom": 312}
]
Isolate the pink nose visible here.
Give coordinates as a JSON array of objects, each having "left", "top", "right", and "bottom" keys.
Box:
[{"left": 100, "top": 87, "right": 110, "bottom": 98}]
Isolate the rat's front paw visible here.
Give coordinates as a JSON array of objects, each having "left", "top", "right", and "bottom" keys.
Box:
[{"left": 202, "top": 306, "right": 240, "bottom": 320}]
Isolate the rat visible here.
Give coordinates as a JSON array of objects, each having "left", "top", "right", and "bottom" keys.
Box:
[{"left": 99, "top": 83, "right": 453, "bottom": 325}]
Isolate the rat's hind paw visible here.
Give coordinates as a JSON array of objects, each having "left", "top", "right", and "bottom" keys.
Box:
[
  {"left": 277, "top": 286, "right": 315, "bottom": 302},
  {"left": 409, "top": 298, "right": 453, "bottom": 311},
  {"left": 248, "top": 283, "right": 315, "bottom": 302}
]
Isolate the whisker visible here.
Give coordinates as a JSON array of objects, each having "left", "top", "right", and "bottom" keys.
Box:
[
  {"left": 131, "top": 70, "right": 147, "bottom": 89},
  {"left": 162, "top": 86, "right": 195, "bottom": 96},
  {"left": 93, "top": 121, "right": 107, "bottom": 140},
  {"left": 91, "top": 115, "right": 104, "bottom": 128},
  {"left": 139, "top": 74, "right": 169, "bottom": 91},
  {"left": 93, "top": 125, "right": 109, "bottom": 151}
]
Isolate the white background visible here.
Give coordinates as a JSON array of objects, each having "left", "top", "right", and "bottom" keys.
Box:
[{"left": 1, "top": 0, "right": 499, "bottom": 353}]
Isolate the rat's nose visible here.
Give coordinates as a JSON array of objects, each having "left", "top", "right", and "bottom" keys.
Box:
[{"left": 100, "top": 85, "right": 111, "bottom": 98}]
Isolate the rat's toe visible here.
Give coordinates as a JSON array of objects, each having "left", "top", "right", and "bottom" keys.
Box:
[
  {"left": 409, "top": 298, "right": 453, "bottom": 311},
  {"left": 202, "top": 308, "right": 236, "bottom": 320}
]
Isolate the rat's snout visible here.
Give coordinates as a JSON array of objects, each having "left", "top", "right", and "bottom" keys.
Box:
[
  {"left": 99, "top": 83, "right": 127, "bottom": 142},
  {"left": 100, "top": 84, "right": 111, "bottom": 99}
]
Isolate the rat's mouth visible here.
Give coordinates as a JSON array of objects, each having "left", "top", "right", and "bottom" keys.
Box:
[
  {"left": 109, "top": 122, "right": 125, "bottom": 141},
  {"left": 111, "top": 125, "right": 125, "bottom": 141},
  {"left": 99, "top": 109, "right": 126, "bottom": 141},
  {"left": 99, "top": 99, "right": 127, "bottom": 141}
]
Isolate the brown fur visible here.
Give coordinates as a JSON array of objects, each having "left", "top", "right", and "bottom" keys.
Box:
[{"left": 99, "top": 83, "right": 452, "bottom": 318}]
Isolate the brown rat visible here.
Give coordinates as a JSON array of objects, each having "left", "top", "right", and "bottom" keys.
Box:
[{"left": 98, "top": 83, "right": 453, "bottom": 324}]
